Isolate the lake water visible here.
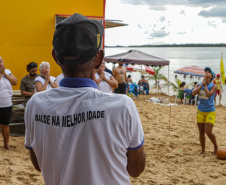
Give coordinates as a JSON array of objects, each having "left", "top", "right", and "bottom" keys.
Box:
[{"left": 104, "top": 47, "right": 226, "bottom": 106}]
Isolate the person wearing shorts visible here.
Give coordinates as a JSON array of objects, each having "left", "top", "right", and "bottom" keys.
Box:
[
  {"left": 113, "top": 58, "right": 129, "bottom": 94},
  {"left": 192, "top": 67, "right": 218, "bottom": 155},
  {"left": 213, "top": 74, "right": 223, "bottom": 105},
  {"left": 0, "top": 56, "right": 17, "bottom": 149}
]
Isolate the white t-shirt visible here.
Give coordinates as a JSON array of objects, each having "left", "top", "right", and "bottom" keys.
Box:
[
  {"left": 25, "top": 78, "right": 144, "bottom": 185},
  {"left": 95, "top": 71, "right": 113, "bottom": 93},
  {"left": 56, "top": 73, "right": 64, "bottom": 85},
  {"left": 34, "top": 76, "right": 56, "bottom": 93},
  {"left": 0, "top": 69, "right": 13, "bottom": 107}
]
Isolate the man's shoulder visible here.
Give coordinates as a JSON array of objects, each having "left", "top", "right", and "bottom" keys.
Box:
[
  {"left": 104, "top": 71, "right": 112, "bottom": 77},
  {"left": 5, "top": 69, "right": 11, "bottom": 75},
  {"left": 35, "top": 76, "right": 42, "bottom": 81},
  {"left": 21, "top": 75, "right": 29, "bottom": 81}
]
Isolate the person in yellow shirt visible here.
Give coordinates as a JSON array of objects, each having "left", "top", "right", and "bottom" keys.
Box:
[{"left": 213, "top": 74, "right": 224, "bottom": 105}]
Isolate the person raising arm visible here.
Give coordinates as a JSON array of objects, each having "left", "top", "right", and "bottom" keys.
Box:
[
  {"left": 192, "top": 67, "right": 218, "bottom": 155},
  {"left": 34, "top": 61, "right": 58, "bottom": 92}
]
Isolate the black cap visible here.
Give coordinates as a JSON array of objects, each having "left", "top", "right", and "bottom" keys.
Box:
[{"left": 53, "top": 13, "right": 104, "bottom": 64}]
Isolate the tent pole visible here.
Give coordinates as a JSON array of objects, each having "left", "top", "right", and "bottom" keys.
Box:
[{"left": 168, "top": 65, "right": 170, "bottom": 95}]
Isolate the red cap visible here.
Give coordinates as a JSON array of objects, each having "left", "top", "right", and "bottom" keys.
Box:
[{"left": 217, "top": 74, "right": 220, "bottom": 77}]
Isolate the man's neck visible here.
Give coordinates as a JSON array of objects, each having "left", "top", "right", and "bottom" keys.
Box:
[
  {"left": 28, "top": 74, "right": 37, "bottom": 79},
  {"left": 206, "top": 80, "right": 211, "bottom": 85}
]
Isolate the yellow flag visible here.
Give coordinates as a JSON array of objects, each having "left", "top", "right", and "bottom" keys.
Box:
[{"left": 220, "top": 52, "right": 225, "bottom": 85}]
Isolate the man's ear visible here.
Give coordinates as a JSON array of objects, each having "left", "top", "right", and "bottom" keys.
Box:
[
  {"left": 94, "top": 49, "right": 104, "bottom": 69},
  {"left": 52, "top": 48, "right": 61, "bottom": 66}
]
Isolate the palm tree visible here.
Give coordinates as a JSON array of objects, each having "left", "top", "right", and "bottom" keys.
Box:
[
  {"left": 169, "top": 78, "right": 193, "bottom": 92},
  {"left": 147, "top": 66, "right": 168, "bottom": 87},
  {"left": 168, "top": 78, "right": 182, "bottom": 92}
]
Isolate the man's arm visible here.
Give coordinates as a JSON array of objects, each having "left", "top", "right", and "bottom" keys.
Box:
[
  {"left": 35, "top": 81, "right": 48, "bottom": 92},
  {"left": 4, "top": 73, "right": 17, "bottom": 86},
  {"left": 20, "top": 80, "right": 34, "bottom": 97},
  {"left": 29, "top": 149, "right": 41, "bottom": 172},
  {"left": 204, "top": 84, "right": 217, "bottom": 97},
  {"left": 104, "top": 76, "right": 118, "bottom": 89},
  {"left": 21, "top": 91, "right": 34, "bottom": 97},
  {"left": 127, "top": 146, "right": 146, "bottom": 177},
  {"left": 49, "top": 80, "right": 59, "bottom": 89},
  {"left": 124, "top": 69, "right": 129, "bottom": 86},
  {"left": 220, "top": 80, "right": 224, "bottom": 92},
  {"left": 192, "top": 83, "right": 203, "bottom": 96},
  {"left": 95, "top": 71, "right": 104, "bottom": 85},
  {"left": 112, "top": 68, "right": 117, "bottom": 78}
]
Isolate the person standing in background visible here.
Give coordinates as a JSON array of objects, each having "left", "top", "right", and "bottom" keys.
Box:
[
  {"left": 213, "top": 74, "right": 224, "bottom": 105},
  {"left": 34, "top": 61, "right": 58, "bottom": 92},
  {"left": 157, "top": 81, "right": 162, "bottom": 93},
  {"left": 192, "top": 67, "right": 218, "bottom": 155},
  {"left": 113, "top": 58, "right": 129, "bottom": 94},
  {"left": 95, "top": 60, "right": 118, "bottom": 93},
  {"left": 0, "top": 57, "right": 17, "bottom": 149},
  {"left": 127, "top": 75, "right": 133, "bottom": 84},
  {"left": 20, "top": 62, "right": 39, "bottom": 105}
]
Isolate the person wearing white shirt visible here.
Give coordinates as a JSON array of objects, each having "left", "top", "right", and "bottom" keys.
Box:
[
  {"left": 0, "top": 57, "right": 17, "bottom": 149},
  {"left": 56, "top": 73, "right": 64, "bottom": 85},
  {"left": 25, "top": 13, "right": 145, "bottom": 185},
  {"left": 95, "top": 60, "right": 118, "bottom": 93},
  {"left": 34, "top": 61, "right": 58, "bottom": 93}
]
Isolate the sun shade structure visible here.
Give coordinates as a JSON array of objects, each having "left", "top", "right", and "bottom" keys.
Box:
[
  {"left": 104, "top": 50, "right": 170, "bottom": 66},
  {"left": 126, "top": 65, "right": 156, "bottom": 75},
  {"left": 174, "top": 66, "right": 204, "bottom": 77}
]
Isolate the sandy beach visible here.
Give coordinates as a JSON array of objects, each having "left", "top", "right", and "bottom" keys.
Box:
[{"left": 1, "top": 93, "right": 226, "bottom": 185}]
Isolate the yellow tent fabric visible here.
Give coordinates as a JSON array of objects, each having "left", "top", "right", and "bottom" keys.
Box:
[{"left": 220, "top": 52, "right": 225, "bottom": 85}]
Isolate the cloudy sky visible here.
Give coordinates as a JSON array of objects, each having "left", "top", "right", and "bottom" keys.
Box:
[{"left": 105, "top": 0, "right": 226, "bottom": 46}]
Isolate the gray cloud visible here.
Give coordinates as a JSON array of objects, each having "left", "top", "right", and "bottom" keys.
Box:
[
  {"left": 150, "top": 31, "right": 170, "bottom": 38},
  {"left": 177, "top": 31, "right": 187, "bottom": 34},
  {"left": 148, "top": 5, "right": 166, "bottom": 11},
  {"left": 159, "top": 16, "right": 166, "bottom": 22},
  {"left": 207, "top": 21, "right": 217, "bottom": 28},
  {"left": 199, "top": 7, "right": 226, "bottom": 18},
  {"left": 119, "top": 0, "right": 226, "bottom": 21},
  {"left": 149, "top": 27, "right": 169, "bottom": 38},
  {"left": 180, "top": 10, "right": 185, "bottom": 15},
  {"left": 137, "top": 24, "right": 142, "bottom": 29},
  {"left": 120, "top": 0, "right": 226, "bottom": 7}
]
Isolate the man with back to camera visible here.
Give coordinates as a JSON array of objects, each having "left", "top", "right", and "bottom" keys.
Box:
[
  {"left": 113, "top": 58, "right": 129, "bottom": 94},
  {"left": 192, "top": 67, "right": 218, "bottom": 155},
  {"left": 20, "top": 62, "right": 39, "bottom": 105},
  {"left": 24, "top": 13, "right": 145, "bottom": 185}
]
